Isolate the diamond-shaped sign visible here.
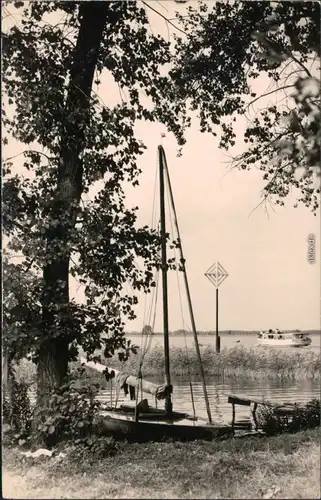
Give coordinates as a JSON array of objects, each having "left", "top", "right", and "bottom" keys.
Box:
[{"left": 205, "top": 261, "right": 229, "bottom": 288}]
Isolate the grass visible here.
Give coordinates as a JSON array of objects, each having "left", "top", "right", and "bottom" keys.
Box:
[{"left": 2, "top": 428, "right": 320, "bottom": 499}]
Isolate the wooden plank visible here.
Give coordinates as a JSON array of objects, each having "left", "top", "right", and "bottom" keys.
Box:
[
  {"left": 227, "top": 394, "right": 283, "bottom": 407},
  {"left": 227, "top": 395, "right": 260, "bottom": 406},
  {"left": 226, "top": 393, "right": 305, "bottom": 410}
]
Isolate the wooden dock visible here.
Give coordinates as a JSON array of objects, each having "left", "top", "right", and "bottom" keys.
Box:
[{"left": 227, "top": 394, "right": 303, "bottom": 433}]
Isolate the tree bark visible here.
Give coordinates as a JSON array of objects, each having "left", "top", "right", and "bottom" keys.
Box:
[
  {"left": 37, "top": 2, "right": 109, "bottom": 402},
  {"left": 2, "top": 348, "right": 14, "bottom": 412}
]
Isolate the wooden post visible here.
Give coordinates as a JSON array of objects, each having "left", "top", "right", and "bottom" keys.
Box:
[
  {"left": 231, "top": 403, "right": 236, "bottom": 434},
  {"left": 216, "top": 288, "right": 220, "bottom": 352},
  {"left": 134, "top": 387, "right": 139, "bottom": 423},
  {"left": 250, "top": 402, "right": 258, "bottom": 431}
]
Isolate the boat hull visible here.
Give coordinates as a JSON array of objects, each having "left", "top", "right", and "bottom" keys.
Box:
[
  {"left": 257, "top": 338, "right": 311, "bottom": 347},
  {"left": 98, "top": 411, "right": 233, "bottom": 442}
]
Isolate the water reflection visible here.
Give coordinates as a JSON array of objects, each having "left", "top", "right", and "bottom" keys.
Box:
[{"left": 98, "top": 376, "right": 320, "bottom": 425}]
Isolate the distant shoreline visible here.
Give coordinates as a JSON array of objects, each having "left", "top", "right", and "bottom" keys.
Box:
[{"left": 127, "top": 330, "right": 320, "bottom": 336}]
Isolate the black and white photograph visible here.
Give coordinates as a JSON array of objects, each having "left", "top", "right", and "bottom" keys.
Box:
[{"left": 2, "top": 1, "right": 320, "bottom": 498}]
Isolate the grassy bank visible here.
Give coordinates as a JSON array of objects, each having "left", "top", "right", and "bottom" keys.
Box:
[
  {"left": 92, "top": 345, "right": 321, "bottom": 380},
  {"left": 3, "top": 428, "right": 320, "bottom": 499}
]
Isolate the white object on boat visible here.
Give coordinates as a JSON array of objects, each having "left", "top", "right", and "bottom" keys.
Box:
[{"left": 257, "top": 331, "right": 311, "bottom": 347}]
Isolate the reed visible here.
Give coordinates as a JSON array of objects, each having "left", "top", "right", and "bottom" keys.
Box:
[
  {"left": 12, "top": 345, "right": 320, "bottom": 393},
  {"left": 99, "top": 344, "right": 321, "bottom": 380}
]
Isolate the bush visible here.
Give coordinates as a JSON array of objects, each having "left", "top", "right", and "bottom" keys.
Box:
[
  {"left": 4, "top": 363, "right": 119, "bottom": 459},
  {"left": 3, "top": 378, "right": 32, "bottom": 438},
  {"left": 34, "top": 366, "right": 102, "bottom": 448},
  {"left": 257, "top": 399, "right": 321, "bottom": 436},
  {"left": 257, "top": 403, "right": 287, "bottom": 435},
  {"left": 290, "top": 399, "right": 321, "bottom": 432}
]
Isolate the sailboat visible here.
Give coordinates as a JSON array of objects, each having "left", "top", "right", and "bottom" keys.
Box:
[{"left": 82, "top": 145, "right": 233, "bottom": 442}]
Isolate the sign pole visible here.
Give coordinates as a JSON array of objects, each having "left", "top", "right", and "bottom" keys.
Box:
[
  {"left": 216, "top": 288, "right": 220, "bottom": 352},
  {"left": 205, "top": 260, "right": 228, "bottom": 354}
]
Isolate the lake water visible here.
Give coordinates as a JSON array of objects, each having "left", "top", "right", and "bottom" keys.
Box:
[
  {"left": 28, "top": 374, "right": 320, "bottom": 426},
  {"left": 127, "top": 333, "right": 321, "bottom": 352},
  {"left": 97, "top": 375, "right": 320, "bottom": 426}
]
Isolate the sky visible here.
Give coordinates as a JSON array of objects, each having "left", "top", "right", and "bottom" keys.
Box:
[
  {"left": 3, "top": 1, "right": 320, "bottom": 333},
  {"left": 119, "top": 120, "right": 320, "bottom": 332}
]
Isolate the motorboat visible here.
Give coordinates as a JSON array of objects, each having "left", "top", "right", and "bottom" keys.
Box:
[{"left": 257, "top": 330, "right": 312, "bottom": 347}]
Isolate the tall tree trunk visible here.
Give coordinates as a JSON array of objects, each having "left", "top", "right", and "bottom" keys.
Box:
[
  {"left": 37, "top": 2, "right": 109, "bottom": 403},
  {"left": 2, "top": 347, "right": 14, "bottom": 422}
]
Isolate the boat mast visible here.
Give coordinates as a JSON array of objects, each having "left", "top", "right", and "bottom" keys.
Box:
[
  {"left": 158, "top": 145, "right": 172, "bottom": 415},
  {"left": 160, "top": 146, "right": 213, "bottom": 424}
]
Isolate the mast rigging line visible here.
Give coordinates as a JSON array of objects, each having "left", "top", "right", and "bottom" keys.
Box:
[
  {"left": 139, "top": 165, "right": 161, "bottom": 348},
  {"left": 141, "top": 161, "right": 159, "bottom": 340},
  {"left": 136, "top": 161, "right": 162, "bottom": 385},
  {"left": 137, "top": 158, "right": 161, "bottom": 375},
  {"left": 165, "top": 169, "right": 196, "bottom": 420},
  {"left": 139, "top": 268, "right": 160, "bottom": 364},
  {"left": 159, "top": 145, "right": 213, "bottom": 424}
]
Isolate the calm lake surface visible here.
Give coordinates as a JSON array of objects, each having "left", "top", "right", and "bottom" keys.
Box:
[
  {"left": 98, "top": 376, "right": 320, "bottom": 425},
  {"left": 29, "top": 376, "right": 320, "bottom": 425}
]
